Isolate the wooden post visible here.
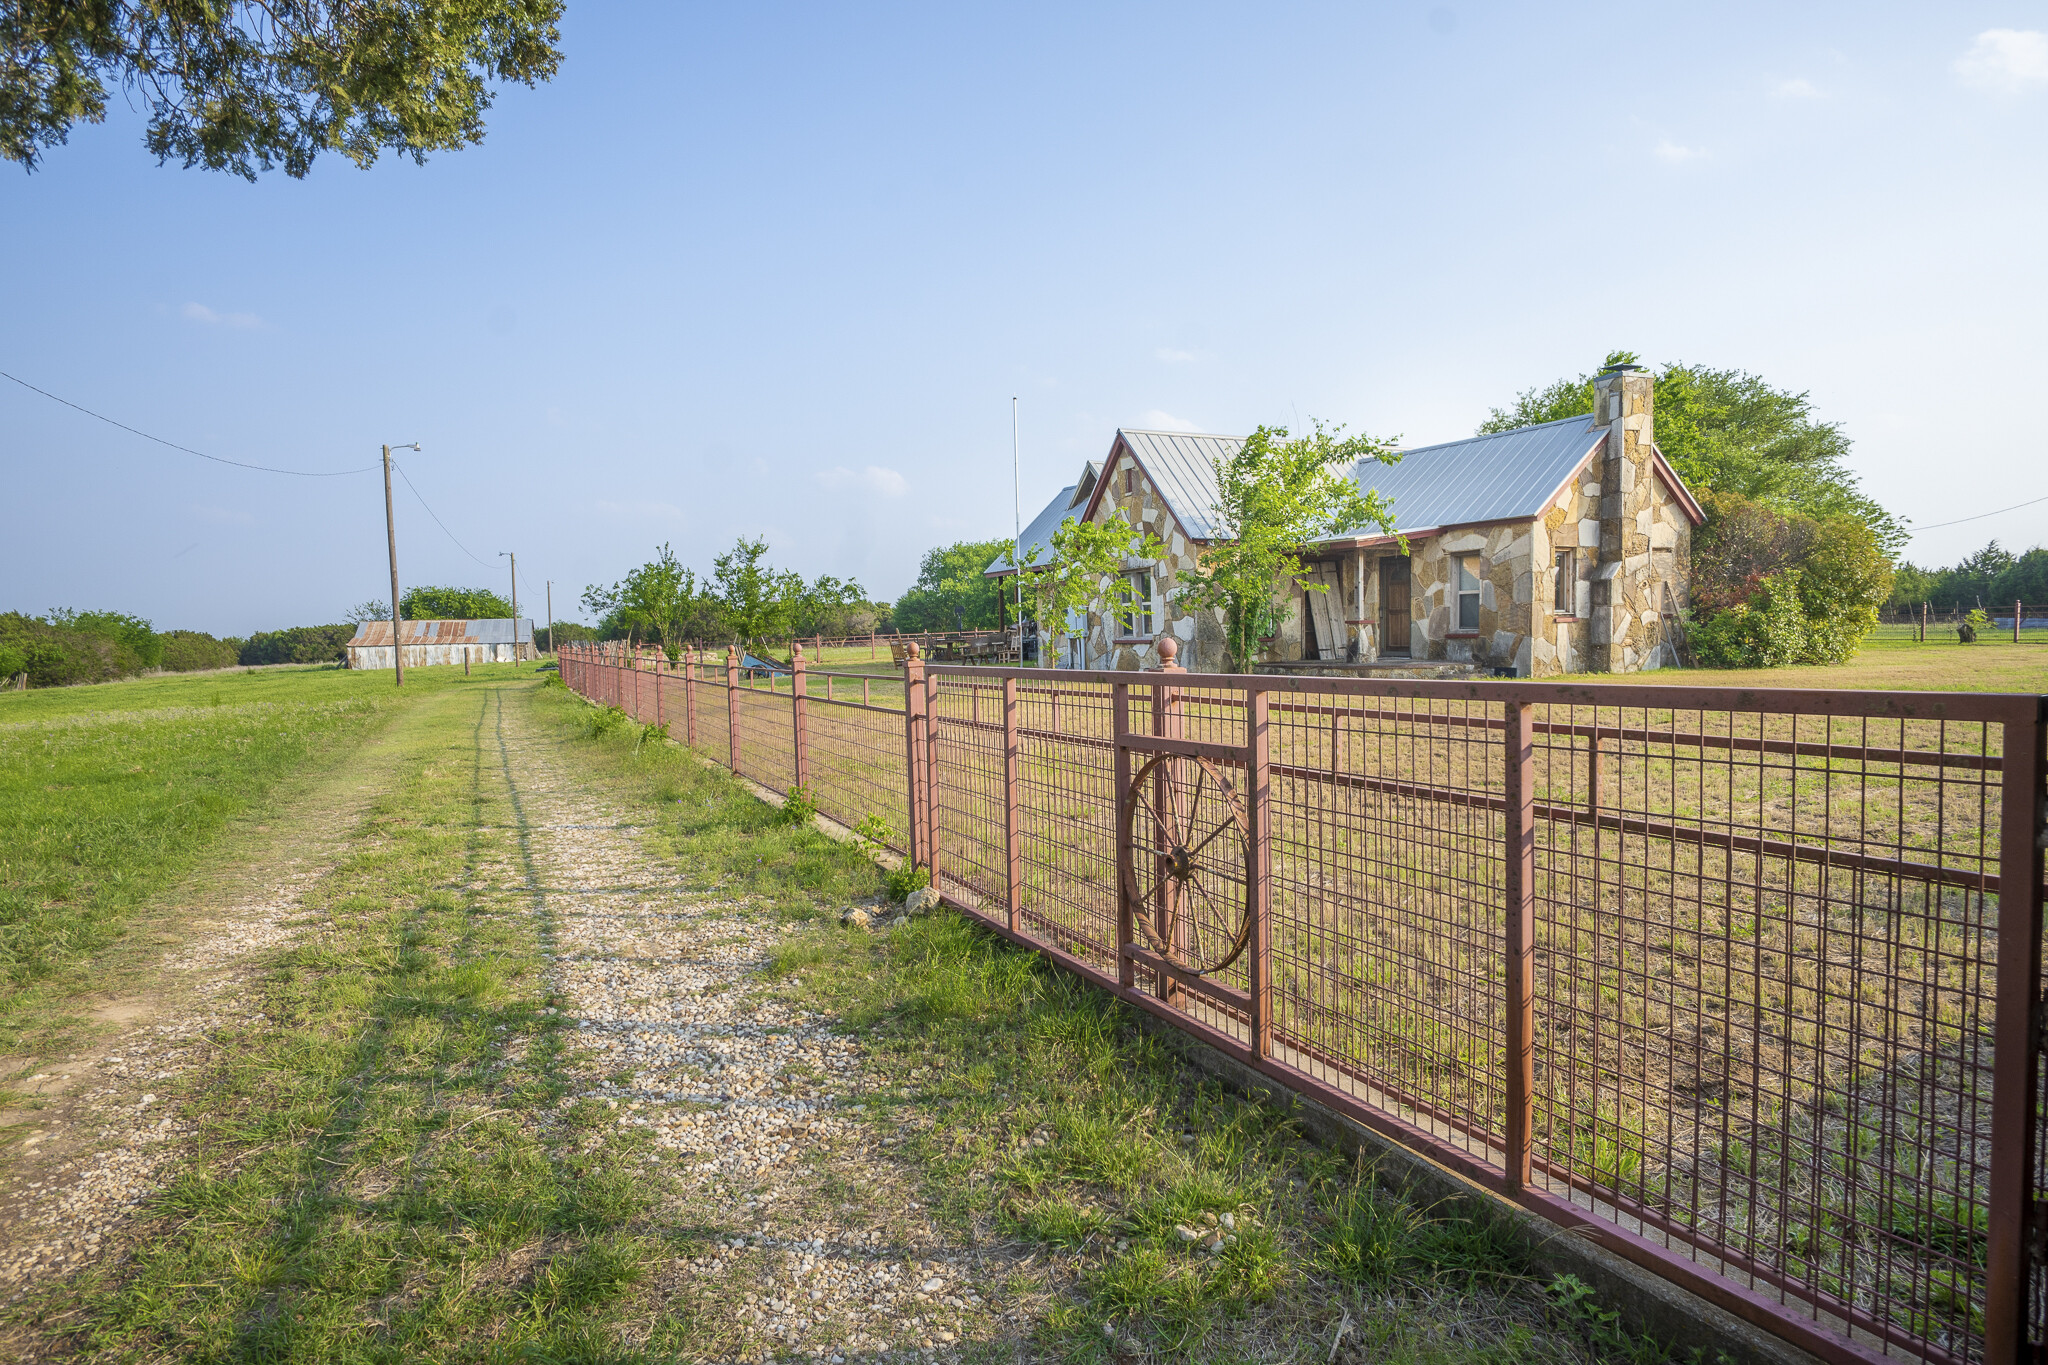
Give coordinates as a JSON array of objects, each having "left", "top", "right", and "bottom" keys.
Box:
[
  {"left": 654, "top": 651, "right": 664, "bottom": 730},
  {"left": 726, "top": 646, "right": 742, "bottom": 776},
  {"left": 1504, "top": 699, "right": 1536, "bottom": 1191},
  {"left": 1002, "top": 676, "right": 1022, "bottom": 933},
  {"left": 1113, "top": 678, "right": 1135, "bottom": 991},
  {"left": 924, "top": 665, "right": 941, "bottom": 883},
  {"left": 1246, "top": 684, "right": 1272, "bottom": 1057},
  {"left": 2017, "top": 599, "right": 2024, "bottom": 646},
  {"left": 1984, "top": 700, "right": 2047, "bottom": 1365},
  {"left": 903, "top": 645, "right": 927, "bottom": 866},
  {"left": 791, "top": 644, "right": 809, "bottom": 792}
]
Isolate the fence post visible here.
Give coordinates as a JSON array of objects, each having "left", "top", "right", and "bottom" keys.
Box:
[
  {"left": 654, "top": 651, "right": 665, "bottom": 730},
  {"left": 1985, "top": 698, "right": 2047, "bottom": 1365},
  {"left": 791, "top": 644, "right": 809, "bottom": 792},
  {"left": 903, "top": 645, "right": 927, "bottom": 867},
  {"left": 1113, "top": 678, "right": 1135, "bottom": 991},
  {"left": 1247, "top": 683, "right": 1272, "bottom": 1057},
  {"left": 1003, "top": 675, "right": 1021, "bottom": 934},
  {"left": 685, "top": 647, "right": 697, "bottom": 748},
  {"left": 1155, "top": 637, "right": 1186, "bottom": 1005},
  {"left": 1503, "top": 699, "right": 1536, "bottom": 1192},
  {"left": 726, "top": 646, "right": 742, "bottom": 777},
  {"left": 924, "top": 664, "right": 941, "bottom": 885},
  {"left": 2017, "top": 599, "right": 2024, "bottom": 646}
]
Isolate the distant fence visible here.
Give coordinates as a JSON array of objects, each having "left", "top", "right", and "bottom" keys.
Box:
[
  {"left": 1876, "top": 605, "right": 2048, "bottom": 643},
  {"left": 557, "top": 641, "right": 2047, "bottom": 1365}
]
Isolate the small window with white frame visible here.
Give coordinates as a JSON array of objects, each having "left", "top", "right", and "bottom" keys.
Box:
[
  {"left": 1119, "top": 571, "right": 1155, "bottom": 638},
  {"left": 1553, "top": 550, "right": 1575, "bottom": 614},
  {"left": 1455, "top": 556, "right": 1481, "bottom": 632}
]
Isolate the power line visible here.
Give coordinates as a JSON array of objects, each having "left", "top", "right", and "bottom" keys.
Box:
[
  {"left": 391, "top": 460, "right": 491, "bottom": 569},
  {"left": 1909, "top": 493, "right": 2048, "bottom": 533},
  {"left": 0, "top": 368, "right": 379, "bottom": 477}
]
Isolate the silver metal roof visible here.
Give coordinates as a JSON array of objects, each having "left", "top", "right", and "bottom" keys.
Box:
[
  {"left": 984, "top": 483, "right": 1080, "bottom": 577},
  {"left": 1113, "top": 429, "right": 1233, "bottom": 539},
  {"left": 347, "top": 618, "right": 535, "bottom": 646},
  {"left": 1345, "top": 415, "right": 1604, "bottom": 535}
]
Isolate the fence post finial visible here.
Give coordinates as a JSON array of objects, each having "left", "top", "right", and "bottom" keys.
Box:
[{"left": 1157, "top": 636, "right": 1183, "bottom": 672}]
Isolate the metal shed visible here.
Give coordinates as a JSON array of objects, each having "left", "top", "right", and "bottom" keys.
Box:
[{"left": 344, "top": 619, "right": 537, "bottom": 669}]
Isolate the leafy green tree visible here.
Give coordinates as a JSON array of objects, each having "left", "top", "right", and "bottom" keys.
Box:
[
  {"left": 3, "top": 0, "right": 564, "bottom": 178},
  {"left": 1021, "top": 516, "right": 1165, "bottom": 668},
  {"left": 46, "top": 608, "right": 162, "bottom": 670},
  {"left": 711, "top": 536, "right": 803, "bottom": 647},
  {"left": 583, "top": 544, "right": 720, "bottom": 660},
  {"left": 399, "top": 585, "right": 512, "bottom": 619},
  {"left": 891, "top": 538, "right": 1014, "bottom": 634},
  {"left": 1177, "top": 422, "right": 1400, "bottom": 672},
  {"left": 786, "top": 573, "right": 878, "bottom": 639},
  {"left": 1890, "top": 541, "right": 2048, "bottom": 611},
  {"left": 346, "top": 599, "right": 389, "bottom": 624},
  {"left": 1687, "top": 491, "right": 1892, "bottom": 666},
  {"left": 1481, "top": 352, "right": 1903, "bottom": 553}
]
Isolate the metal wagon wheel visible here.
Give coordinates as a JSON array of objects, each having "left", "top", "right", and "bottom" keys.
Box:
[{"left": 1118, "top": 752, "right": 1252, "bottom": 976}]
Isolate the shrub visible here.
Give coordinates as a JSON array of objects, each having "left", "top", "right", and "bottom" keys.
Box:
[
  {"left": 1688, "top": 574, "right": 1811, "bottom": 668},
  {"left": 158, "top": 630, "right": 241, "bottom": 672},
  {"left": 240, "top": 624, "right": 353, "bottom": 665},
  {"left": 0, "top": 611, "right": 121, "bottom": 686},
  {"left": 583, "top": 705, "right": 631, "bottom": 738},
  {"left": 778, "top": 784, "right": 818, "bottom": 826},
  {"left": 884, "top": 862, "right": 931, "bottom": 903},
  {"left": 852, "top": 814, "right": 895, "bottom": 859},
  {"left": 1960, "top": 608, "right": 1990, "bottom": 644}
]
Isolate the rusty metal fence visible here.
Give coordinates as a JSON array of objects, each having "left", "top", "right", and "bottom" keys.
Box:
[{"left": 557, "top": 641, "right": 2046, "bottom": 1365}]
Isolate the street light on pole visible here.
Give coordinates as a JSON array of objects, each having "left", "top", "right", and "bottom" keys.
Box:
[
  {"left": 499, "top": 550, "right": 519, "bottom": 663},
  {"left": 382, "top": 442, "right": 420, "bottom": 686}
]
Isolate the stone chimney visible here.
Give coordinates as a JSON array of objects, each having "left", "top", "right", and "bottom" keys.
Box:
[{"left": 1590, "top": 361, "right": 1654, "bottom": 671}]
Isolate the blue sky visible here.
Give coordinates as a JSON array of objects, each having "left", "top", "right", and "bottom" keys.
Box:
[{"left": 5, "top": 3, "right": 2046, "bottom": 635}]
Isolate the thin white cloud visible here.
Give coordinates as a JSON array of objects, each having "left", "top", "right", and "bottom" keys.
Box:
[
  {"left": 1155, "top": 347, "right": 1199, "bottom": 363},
  {"left": 1774, "top": 77, "right": 1822, "bottom": 99},
  {"left": 816, "top": 465, "right": 907, "bottom": 497},
  {"left": 1654, "top": 139, "right": 1704, "bottom": 163},
  {"left": 181, "top": 301, "right": 264, "bottom": 329},
  {"left": 1954, "top": 29, "right": 2048, "bottom": 92},
  {"left": 1136, "top": 409, "right": 1202, "bottom": 432}
]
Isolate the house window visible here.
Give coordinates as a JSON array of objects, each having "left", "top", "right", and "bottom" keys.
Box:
[
  {"left": 1455, "top": 556, "right": 1481, "bottom": 632},
  {"left": 1119, "top": 571, "right": 1155, "bottom": 637},
  {"left": 1124, "top": 469, "right": 1135, "bottom": 495},
  {"left": 1553, "top": 550, "right": 1575, "bottom": 613}
]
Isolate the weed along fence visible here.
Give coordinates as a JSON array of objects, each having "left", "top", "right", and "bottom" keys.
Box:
[{"left": 557, "top": 640, "right": 2048, "bottom": 1365}]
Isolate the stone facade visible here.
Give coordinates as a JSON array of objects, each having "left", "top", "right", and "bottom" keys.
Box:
[{"left": 1060, "top": 379, "right": 1695, "bottom": 677}]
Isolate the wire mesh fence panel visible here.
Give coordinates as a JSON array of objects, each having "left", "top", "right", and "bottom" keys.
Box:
[
  {"left": 1266, "top": 692, "right": 1512, "bottom": 1166},
  {"left": 808, "top": 688, "right": 911, "bottom": 855},
  {"left": 735, "top": 680, "right": 796, "bottom": 794},
  {"left": 930, "top": 677, "right": 1010, "bottom": 912},
  {"left": 1009, "top": 677, "right": 1121, "bottom": 974},
  {"left": 1524, "top": 698, "right": 2010, "bottom": 1365}
]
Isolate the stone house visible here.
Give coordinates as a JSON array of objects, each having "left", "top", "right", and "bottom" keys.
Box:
[{"left": 986, "top": 363, "right": 1701, "bottom": 676}]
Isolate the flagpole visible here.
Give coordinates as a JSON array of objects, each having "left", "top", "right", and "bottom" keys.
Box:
[{"left": 1012, "top": 396, "right": 1022, "bottom": 658}]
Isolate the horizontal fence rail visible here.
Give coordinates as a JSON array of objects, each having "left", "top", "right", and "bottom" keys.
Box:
[{"left": 556, "top": 642, "right": 2047, "bottom": 1365}]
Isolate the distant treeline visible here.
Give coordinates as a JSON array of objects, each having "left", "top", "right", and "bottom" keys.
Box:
[
  {"left": 1889, "top": 541, "right": 2048, "bottom": 612},
  {"left": 0, "top": 611, "right": 357, "bottom": 688}
]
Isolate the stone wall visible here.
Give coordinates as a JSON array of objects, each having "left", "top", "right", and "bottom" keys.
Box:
[
  {"left": 1077, "top": 451, "right": 1222, "bottom": 672},
  {"left": 1590, "top": 369, "right": 1692, "bottom": 672}
]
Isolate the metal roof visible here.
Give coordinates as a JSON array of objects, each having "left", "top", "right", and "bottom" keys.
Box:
[
  {"left": 983, "top": 483, "right": 1080, "bottom": 577},
  {"left": 1343, "top": 415, "right": 1605, "bottom": 535},
  {"left": 347, "top": 619, "right": 535, "bottom": 646},
  {"left": 1112, "top": 429, "right": 1233, "bottom": 539}
]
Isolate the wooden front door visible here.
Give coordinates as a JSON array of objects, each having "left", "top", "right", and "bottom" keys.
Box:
[{"left": 1380, "top": 557, "right": 1411, "bottom": 656}]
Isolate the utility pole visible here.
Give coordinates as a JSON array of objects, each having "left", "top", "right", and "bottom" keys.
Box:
[
  {"left": 381, "top": 442, "right": 420, "bottom": 685},
  {"left": 546, "top": 580, "right": 554, "bottom": 656},
  {"left": 1012, "top": 397, "right": 1023, "bottom": 659},
  {"left": 383, "top": 443, "right": 403, "bottom": 686},
  {"left": 500, "top": 550, "right": 519, "bottom": 661}
]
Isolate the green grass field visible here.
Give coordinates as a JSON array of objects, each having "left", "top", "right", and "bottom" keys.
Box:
[
  {"left": 1602, "top": 634, "right": 2046, "bottom": 692},
  {"left": 0, "top": 662, "right": 537, "bottom": 1062}
]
